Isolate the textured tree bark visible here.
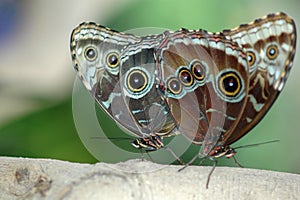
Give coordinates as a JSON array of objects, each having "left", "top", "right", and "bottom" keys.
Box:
[{"left": 0, "top": 157, "right": 299, "bottom": 200}]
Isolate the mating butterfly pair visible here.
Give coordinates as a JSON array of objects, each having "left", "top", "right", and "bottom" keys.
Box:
[{"left": 70, "top": 13, "right": 296, "bottom": 168}]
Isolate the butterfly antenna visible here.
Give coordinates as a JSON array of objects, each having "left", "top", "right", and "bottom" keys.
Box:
[{"left": 234, "top": 140, "right": 280, "bottom": 149}]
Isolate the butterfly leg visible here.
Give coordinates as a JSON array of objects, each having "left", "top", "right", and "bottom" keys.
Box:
[
  {"left": 138, "top": 149, "right": 146, "bottom": 161},
  {"left": 138, "top": 148, "right": 154, "bottom": 162},
  {"left": 145, "top": 151, "right": 155, "bottom": 162},
  {"left": 206, "top": 158, "right": 217, "bottom": 189},
  {"left": 178, "top": 152, "right": 204, "bottom": 172},
  {"left": 232, "top": 156, "right": 244, "bottom": 168},
  {"left": 163, "top": 146, "right": 185, "bottom": 165}
]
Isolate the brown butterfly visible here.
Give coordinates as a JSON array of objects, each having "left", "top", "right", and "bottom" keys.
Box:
[{"left": 70, "top": 13, "right": 296, "bottom": 180}]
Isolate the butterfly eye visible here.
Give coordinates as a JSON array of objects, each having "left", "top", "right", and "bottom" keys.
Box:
[
  {"left": 178, "top": 68, "right": 194, "bottom": 87},
  {"left": 246, "top": 51, "right": 256, "bottom": 66},
  {"left": 106, "top": 52, "right": 120, "bottom": 68},
  {"left": 167, "top": 77, "right": 182, "bottom": 95},
  {"left": 191, "top": 61, "right": 206, "bottom": 81},
  {"left": 266, "top": 45, "right": 278, "bottom": 60},
  {"left": 85, "top": 47, "right": 97, "bottom": 61},
  {"left": 126, "top": 69, "right": 148, "bottom": 93},
  {"left": 218, "top": 71, "right": 242, "bottom": 97}
]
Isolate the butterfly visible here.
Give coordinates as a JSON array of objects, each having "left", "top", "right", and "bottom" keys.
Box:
[{"left": 70, "top": 13, "right": 296, "bottom": 179}]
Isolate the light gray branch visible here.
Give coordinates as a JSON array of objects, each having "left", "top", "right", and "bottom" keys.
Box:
[{"left": 0, "top": 157, "right": 299, "bottom": 199}]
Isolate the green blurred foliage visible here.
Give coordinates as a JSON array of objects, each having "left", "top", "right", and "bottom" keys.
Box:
[
  {"left": 108, "top": 0, "right": 243, "bottom": 31},
  {"left": 0, "top": 99, "right": 97, "bottom": 163},
  {"left": 0, "top": 0, "right": 299, "bottom": 174}
]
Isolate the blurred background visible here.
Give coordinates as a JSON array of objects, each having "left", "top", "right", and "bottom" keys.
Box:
[{"left": 0, "top": 0, "right": 299, "bottom": 174}]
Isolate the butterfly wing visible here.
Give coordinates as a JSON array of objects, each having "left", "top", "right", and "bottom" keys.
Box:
[
  {"left": 157, "top": 30, "right": 249, "bottom": 155},
  {"left": 222, "top": 12, "right": 297, "bottom": 145},
  {"left": 71, "top": 22, "right": 147, "bottom": 136},
  {"left": 118, "top": 35, "right": 178, "bottom": 138}
]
